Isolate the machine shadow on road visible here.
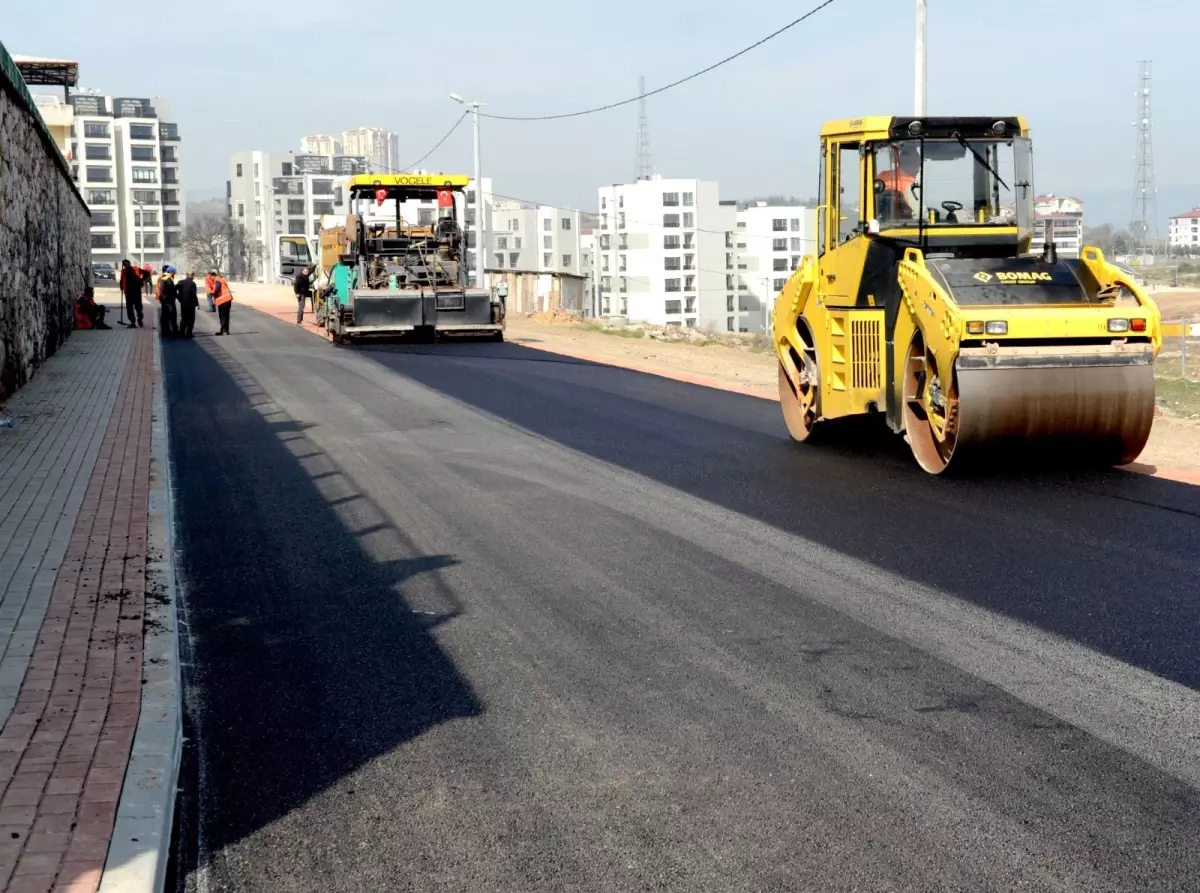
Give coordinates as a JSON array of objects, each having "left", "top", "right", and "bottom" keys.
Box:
[
  {"left": 162, "top": 338, "right": 483, "bottom": 878},
  {"left": 359, "top": 342, "right": 1200, "bottom": 693}
]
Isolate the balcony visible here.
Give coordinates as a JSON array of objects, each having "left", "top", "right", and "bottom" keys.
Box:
[{"left": 159, "top": 123, "right": 180, "bottom": 141}]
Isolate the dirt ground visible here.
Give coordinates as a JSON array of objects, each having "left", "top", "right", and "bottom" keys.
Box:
[
  {"left": 1146, "top": 286, "right": 1200, "bottom": 321},
  {"left": 226, "top": 282, "right": 1200, "bottom": 482}
]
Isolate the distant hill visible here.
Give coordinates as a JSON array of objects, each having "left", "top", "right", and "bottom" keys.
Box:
[{"left": 187, "top": 198, "right": 227, "bottom": 221}]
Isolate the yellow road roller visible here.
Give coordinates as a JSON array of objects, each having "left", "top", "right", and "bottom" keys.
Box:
[{"left": 772, "top": 116, "right": 1162, "bottom": 473}]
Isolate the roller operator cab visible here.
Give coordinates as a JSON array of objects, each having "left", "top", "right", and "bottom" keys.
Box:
[
  {"left": 295, "top": 174, "right": 505, "bottom": 344},
  {"left": 771, "top": 116, "right": 1163, "bottom": 474}
]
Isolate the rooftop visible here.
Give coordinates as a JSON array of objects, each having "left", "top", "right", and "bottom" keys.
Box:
[{"left": 1170, "top": 208, "right": 1200, "bottom": 220}]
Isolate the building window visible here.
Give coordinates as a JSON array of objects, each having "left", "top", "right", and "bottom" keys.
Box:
[
  {"left": 686, "top": 318, "right": 696, "bottom": 328},
  {"left": 618, "top": 195, "right": 624, "bottom": 208},
  {"left": 543, "top": 235, "right": 553, "bottom": 249},
  {"left": 86, "top": 166, "right": 112, "bottom": 183},
  {"left": 84, "top": 144, "right": 110, "bottom": 160},
  {"left": 683, "top": 191, "right": 694, "bottom": 207},
  {"left": 562, "top": 254, "right": 572, "bottom": 266},
  {"left": 509, "top": 253, "right": 520, "bottom": 268},
  {"left": 515, "top": 237, "right": 522, "bottom": 249},
  {"left": 162, "top": 190, "right": 179, "bottom": 205},
  {"left": 685, "top": 275, "right": 695, "bottom": 290},
  {"left": 602, "top": 255, "right": 610, "bottom": 271},
  {"left": 773, "top": 238, "right": 788, "bottom": 251},
  {"left": 544, "top": 252, "right": 553, "bottom": 266},
  {"left": 561, "top": 217, "right": 571, "bottom": 230},
  {"left": 619, "top": 233, "right": 628, "bottom": 250},
  {"left": 90, "top": 211, "right": 115, "bottom": 227},
  {"left": 135, "top": 233, "right": 160, "bottom": 249},
  {"left": 288, "top": 199, "right": 305, "bottom": 215},
  {"left": 465, "top": 209, "right": 476, "bottom": 226},
  {"left": 665, "top": 300, "right": 682, "bottom": 314},
  {"left": 726, "top": 253, "right": 734, "bottom": 269},
  {"left": 683, "top": 212, "right": 694, "bottom": 228},
  {"left": 313, "top": 201, "right": 334, "bottom": 216},
  {"left": 619, "top": 276, "right": 628, "bottom": 292},
  {"left": 664, "top": 256, "right": 681, "bottom": 271},
  {"left": 601, "top": 214, "right": 608, "bottom": 230},
  {"left": 166, "top": 232, "right": 181, "bottom": 248},
  {"left": 618, "top": 254, "right": 626, "bottom": 271},
  {"left": 88, "top": 190, "right": 116, "bottom": 205},
  {"left": 663, "top": 192, "right": 680, "bottom": 206},
  {"left": 773, "top": 258, "right": 788, "bottom": 271},
  {"left": 726, "top": 295, "right": 735, "bottom": 312},
  {"left": 467, "top": 190, "right": 476, "bottom": 204},
  {"left": 130, "top": 146, "right": 156, "bottom": 162},
  {"left": 254, "top": 162, "right": 259, "bottom": 178},
  {"left": 663, "top": 214, "right": 680, "bottom": 228},
  {"left": 543, "top": 218, "right": 552, "bottom": 231},
  {"left": 664, "top": 234, "right": 681, "bottom": 249},
  {"left": 683, "top": 232, "right": 694, "bottom": 249},
  {"left": 772, "top": 218, "right": 787, "bottom": 231},
  {"left": 601, "top": 276, "right": 612, "bottom": 292},
  {"left": 162, "top": 169, "right": 178, "bottom": 184},
  {"left": 90, "top": 233, "right": 115, "bottom": 249},
  {"left": 129, "top": 124, "right": 154, "bottom": 140},
  {"left": 774, "top": 278, "right": 787, "bottom": 290},
  {"left": 83, "top": 122, "right": 109, "bottom": 138},
  {"left": 132, "top": 167, "right": 157, "bottom": 183},
  {"left": 236, "top": 203, "right": 245, "bottom": 218},
  {"left": 727, "top": 317, "right": 735, "bottom": 332},
  {"left": 618, "top": 212, "right": 626, "bottom": 229},
  {"left": 601, "top": 197, "right": 607, "bottom": 210},
  {"left": 790, "top": 218, "right": 801, "bottom": 231},
  {"left": 288, "top": 220, "right": 306, "bottom": 234},
  {"left": 494, "top": 253, "right": 504, "bottom": 267},
  {"left": 685, "top": 297, "right": 695, "bottom": 313},
  {"left": 310, "top": 220, "right": 320, "bottom": 235},
  {"left": 665, "top": 278, "right": 681, "bottom": 292},
  {"left": 791, "top": 256, "right": 801, "bottom": 270},
  {"left": 131, "top": 190, "right": 158, "bottom": 205},
  {"left": 135, "top": 210, "right": 159, "bottom": 226},
  {"left": 683, "top": 254, "right": 695, "bottom": 270},
  {"left": 312, "top": 180, "right": 333, "bottom": 196},
  {"left": 236, "top": 163, "right": 243, "bottom": 177},
  {"left": 497, "top": 236, "right": 507, "bottom": 250},
  {"left": 416, "top": 208, "right": 434, "bottom": 226},
  {"left": 791, "top": 238, "right": 803, "bottom": 251},
  {"left": 512, "top": 219, "right": 520, "bottom": 232}
]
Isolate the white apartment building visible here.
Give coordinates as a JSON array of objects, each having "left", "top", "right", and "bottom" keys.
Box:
[
  {"left": 341, "top": 127, "right": 401, "bottom": 174},
  {"left": 1030, "top": 194, "right": 1084, "bottom": 258},
  {"left": 1169, "top": 208, "right": 1200, "bottom": 252},
  {"left": 489, "top": 201, "right": 585, "bottom": 277},
  {"left": 595, "top": 177, "right": 737, "bottom": 330},
  {"left": 735, "top": 203, "right": 816, "bottom": 333},
  {"left": 33, "top": 92, "right": 185, "bottom": 269},
  {"left": 299, "top": 133, "right": 342, "bottom": 156}
]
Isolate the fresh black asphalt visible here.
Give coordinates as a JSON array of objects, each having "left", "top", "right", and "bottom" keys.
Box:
[{"left": 164, "top": 309, "right": 1200, "bottom": 892}]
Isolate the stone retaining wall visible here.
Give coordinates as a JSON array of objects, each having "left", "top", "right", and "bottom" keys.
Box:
[{"left": 0, "top": 41, "right": 91, "bottom": 400}]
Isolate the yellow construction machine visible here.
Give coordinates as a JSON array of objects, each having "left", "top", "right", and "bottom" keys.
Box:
[{"left": 773, "top": 116, "right": 1162, "bottom": 473}]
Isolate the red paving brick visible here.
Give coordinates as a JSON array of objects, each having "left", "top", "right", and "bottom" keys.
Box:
[{"left": 0, "top": 330, "right": 155, "bottom": 893}]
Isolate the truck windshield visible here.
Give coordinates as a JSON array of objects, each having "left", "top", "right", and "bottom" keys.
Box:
[{"left": 873, "top": 137, "right": 1028, "bottom": 231}]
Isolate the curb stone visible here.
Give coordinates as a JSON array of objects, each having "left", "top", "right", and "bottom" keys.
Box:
[{"left": 97, "top": 333, "right": 183, "bottom": 892}]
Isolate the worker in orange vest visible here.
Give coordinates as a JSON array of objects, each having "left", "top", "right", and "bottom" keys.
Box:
[
  {"left": 212, "top": 273, "right": 234, "bottom": 336},
  {"left": 204, "top": 270, "right": 217, "bottom": 313},
  {"left": 876, "top": 142, "right": 922, "bottom": 221}
]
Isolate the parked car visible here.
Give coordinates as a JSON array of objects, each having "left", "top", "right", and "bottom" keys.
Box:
[{"left": 92, "top": 262, "right": 116, "bottom": 284}]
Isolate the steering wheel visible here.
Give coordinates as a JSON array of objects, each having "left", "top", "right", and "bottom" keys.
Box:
[{"left": 941, "top": 201, "right": 964, "bottom": 213}]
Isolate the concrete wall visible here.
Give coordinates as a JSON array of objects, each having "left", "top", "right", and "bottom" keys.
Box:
[{"left": 0, "top": 42, "right": 91, "bottom": 399}]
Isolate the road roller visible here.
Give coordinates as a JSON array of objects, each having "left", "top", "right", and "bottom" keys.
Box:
[{"left": 772, "top": 115, "right": 1162, "bottom": 473}]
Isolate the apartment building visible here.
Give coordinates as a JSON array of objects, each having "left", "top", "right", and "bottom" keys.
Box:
[
  {"left": 735, "top": 203, "right": 816, "bottom": 333},
  {"left": 595, "top": 177, "right": 737, "bottom": 330},
  {"left": 489, "top": 201, "right": 585, "bottom": 277},
  {"left": 1030, "top": 194, "right": 1084, "bottom": 258},
  {"left": 341, "top": 127, "right": 401, "bottom": 174},
  {"left": 32, "top": 92, "right": 185, "bottom": 268},
  {"left": 299, "top": 133, "right": 342, "bottom": 156},
  {"left": 1169, "top": 208, "right": 1200, "bottom": 252}
]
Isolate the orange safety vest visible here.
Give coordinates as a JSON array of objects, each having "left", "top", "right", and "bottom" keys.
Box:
[
  {"left": 213, "top": 276, "right": 234, "bottom": 306},
  {"left": 877, "top": 169, "right": 917, "bottom": 193},
  {"left": 205, "top": 274, "right": 216, "bottom": 294}
]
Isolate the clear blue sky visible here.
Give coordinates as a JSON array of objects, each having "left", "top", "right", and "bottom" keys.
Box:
[{"left": 9, "top": 0, "right": 1199, "bottom": 224}]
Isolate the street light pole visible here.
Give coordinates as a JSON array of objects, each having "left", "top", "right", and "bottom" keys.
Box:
[
  {"left": 915, "top": 0, "right": 927, "bottom": 116},
  {"left": 451, "top": 93, "right": 487, "bottom": 291}
]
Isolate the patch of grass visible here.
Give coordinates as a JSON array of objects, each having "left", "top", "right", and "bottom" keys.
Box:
[
  {"left": 1154, "top": 376, "right": 1200, "bottom": 419},
  {"left": 599, "top": 327, "right": 646, "bottom": 339}
]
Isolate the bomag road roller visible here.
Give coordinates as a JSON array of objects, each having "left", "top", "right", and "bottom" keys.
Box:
[{"left": 772, "top": 116, "right": 1162, "bottom": 474}]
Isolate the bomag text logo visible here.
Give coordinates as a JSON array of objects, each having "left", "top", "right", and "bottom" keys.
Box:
[
  {"left": 973, "top": 272, "right": 993, "bottom": 283},
  {"left": 996, "top": 271, "right": 1052, "bottom": 283}
]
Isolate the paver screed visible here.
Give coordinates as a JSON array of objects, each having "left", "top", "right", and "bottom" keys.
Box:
[{"left": 0, "top": 327, "right": 154, "bottom": 892}]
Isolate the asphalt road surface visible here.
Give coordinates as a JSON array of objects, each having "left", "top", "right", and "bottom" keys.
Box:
[{"left": 165, "top": 308, "right": 1200, "bottom": 893}]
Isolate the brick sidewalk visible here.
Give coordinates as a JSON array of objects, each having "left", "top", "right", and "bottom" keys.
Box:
[{"left": 0, "top": 322, "right": 158, "bottom": 892}]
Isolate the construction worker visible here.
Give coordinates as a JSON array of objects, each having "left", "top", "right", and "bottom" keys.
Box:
[
  {"left": 157, "top": 265, "right": 179, "bottom": 338},
  {"left": 119, "top": 260, "right": 144, "bottom": 327},
  {"left": 294, "top": 266, "right": 313, "bottom": 324},
  {"left": 205, "top": 270, "right": 217, "bottom": 313},
  {"left": 177, "top": 270, "right": 199, "bottom": 338},
  {"left": 876, "top": 142, "right": 922, "bottom": 221},
  {"left": 212, "top": 273, "right": 234, "bottom": 336}
]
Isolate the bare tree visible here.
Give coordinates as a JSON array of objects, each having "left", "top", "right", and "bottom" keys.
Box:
[{"left": 182, "top": 216, "right": 235, "bottom": 274}]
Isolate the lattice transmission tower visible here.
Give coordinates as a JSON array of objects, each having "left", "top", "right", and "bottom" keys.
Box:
[
  {"left": 1131, "top": 61, "right": 1160, "bottom": 259},
  {"left": 635, "top": 76, "right": 653, "bottom": 181}
]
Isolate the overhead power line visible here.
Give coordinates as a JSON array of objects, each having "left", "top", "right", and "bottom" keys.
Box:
[
  {"left": 399, "top": 112, "right": 468, "bottom": 173},
  {"left": 478, "top": 0, "right": 841, "bottom": 122}
]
